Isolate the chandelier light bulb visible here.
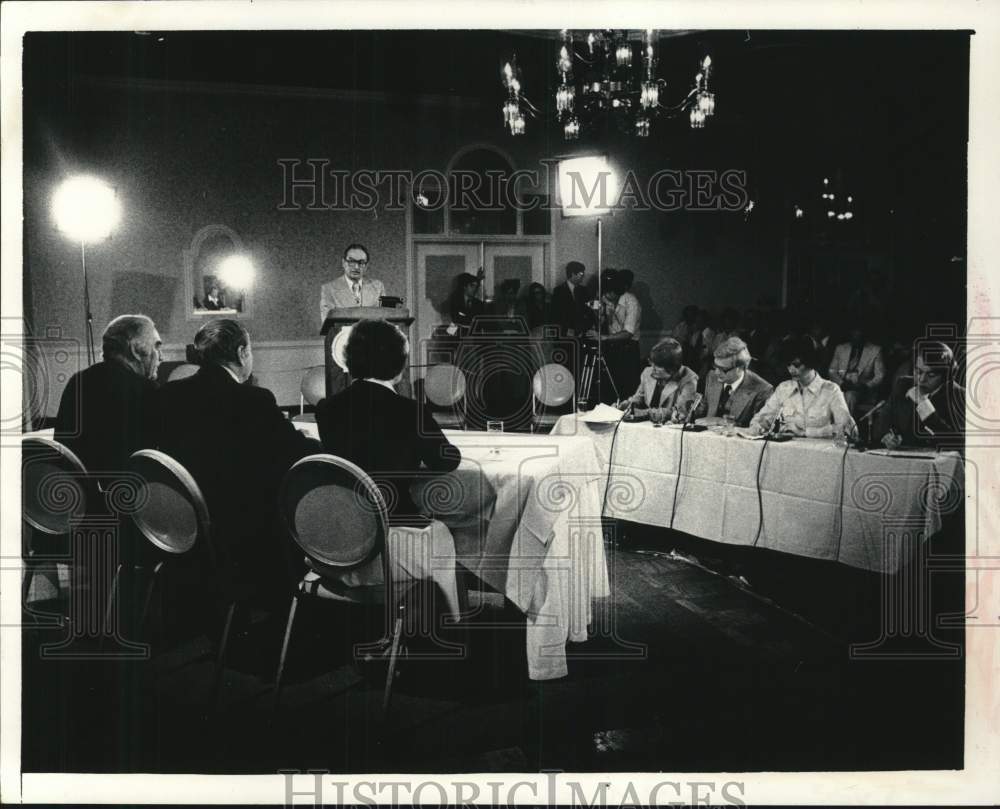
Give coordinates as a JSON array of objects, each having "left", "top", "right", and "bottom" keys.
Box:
[
  {"left": 844, "top": 211, "right": 854, "bottom": 220},
  {"left": 698, "top": 91, "right": 715, "bottom": 116},
  {"left": 511, "top": 111, "right": 526, "bottom": 135},
  {"left": 847, "top": 195, "right": 853, "bottom": 203},
  {"left": 827, "top": 210, "right": 835, "bottom": 218},
  {"left": 502, "top": 62, "right": 513, "bottom": 87},
  {"left": 794, "top": 206, "right": 805, "bottom": 219},
  {"left": 556, "top": 83, "right": 575, "bottom": 114},
  {"left": 690, "top": 106, "right": 706, "bottom": 128},
  {"left": 563, "top": 117, "right": 580, "bottom": 140},
  {"left": 702, "top": 54, "right": 712, "bottom": 70},
  {"left": 823, "top": 177, "right": 829, "bottom": 185},
  {"left": 635, "top": 116, "right": 651, "bottom": 137},
  {"left": 616, "top": 41, "right": 632, "bottom": 68},
  {"left": 587, "top": 33, "right": 596, "bottom": 53},
  {"left": 558, "top": 45, "right": 572, "bottom": 75},
  {"left": 640, "top": 80, "right": 659, "bottom": 109}
]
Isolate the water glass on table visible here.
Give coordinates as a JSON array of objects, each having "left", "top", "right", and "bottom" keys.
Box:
[
  {"left": 722, "top": 415, "right": 736, "bottom": 437},
  {"left": 487, "top": 420, "right": 503, "bottom": 454}
]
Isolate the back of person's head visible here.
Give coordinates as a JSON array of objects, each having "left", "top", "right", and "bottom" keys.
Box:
[
  {"left": 194, "top": 319, "right": 249, "bottom": 366},
  {"left": 779, "top": 336, "right": 820, "bottom": 370},
  {"left": 345, "top": 319, "right": 408, "bottom": 382},
  {"left": 619, "top": 269, "right": 634, "bottom": 290},
  {"left": 565, "top": 261, "right": 585, "bottom": 279},
  {"left": 650, "top": 337, "right": 684, "bottom": 371},
  {"left": 715, "top": 336, "right": 752, "bottom": 369},
  {"left": 102, "top": 315, "right": 156, "bottom": 363}
]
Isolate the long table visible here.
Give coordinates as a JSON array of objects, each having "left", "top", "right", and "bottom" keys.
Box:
[
  {"left": 552, "top": 415, "right": 964, "bottom": 574},
  {"left": 412, "top": 430, "right": 610, "bottom": 681}
]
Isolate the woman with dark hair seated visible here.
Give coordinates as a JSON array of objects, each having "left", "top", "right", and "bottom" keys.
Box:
[
  {"left": 749, "top": 336, "right": 855, "bottom": 438},
  {"left": 314, "top": 319, "right": 464, "bottom": 613}
]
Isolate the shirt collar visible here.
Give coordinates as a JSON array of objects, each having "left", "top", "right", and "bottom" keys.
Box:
[
  {"left": 797, "top": 372, "right": 823, "bottom": 396},
  {"left": 220, "top": 364, "right": 242, "bottom": 384},
  {"left": 364, "top": 377, "right": 397, "bottom": 392},
  {"left": 344, "top": 272, "right": 362, "bottom": 287},
  {"left": 726, "top": 370, "right": 746, "bottom": 393}
]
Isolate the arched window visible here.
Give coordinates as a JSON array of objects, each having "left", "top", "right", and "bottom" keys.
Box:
[{"left": 447, "top": 146, "right": 517, "bottom": 235}]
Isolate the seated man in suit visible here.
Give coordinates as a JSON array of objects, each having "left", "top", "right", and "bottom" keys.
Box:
[
  {"left": 157, "top": 319, "right": 316, "bottom": 606},
  {"left": 615, "top": 337, "right": 698, "bottom": 422},
  {"left": 828, "top": 320, "right": 886, "bottom": 415},
  {"left": 876, "top": 340, "right": 964, "bottom": 450},
  {"left": 315, "top": 319, "right": 464, "bottom": 615},
  {"left": 750, "top": 337, "right": 855, "bottom": 438},
  {"left": 55, "top": 314, "right": 162, "bottom": 486},
  {"left": 694, "top": 336, "right": 773, "bottom": 427}
]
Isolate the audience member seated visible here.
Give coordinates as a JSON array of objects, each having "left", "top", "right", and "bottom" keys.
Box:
[
  {"left": 551, "top": 260, "right": 593, "bottom": 338},
  {"left": 615, "top": 337, "right": 698, "bottom": 422},
  {"left": 156, "top": 319, "right": 316, "bottom": 606},
  {"left": 805, "top": 315, "right": 833, "bottom": 377},
  {"left": 54, "top": 314, "right": 162, "bottom": 488},
  {"left": 828, "top": 320, "right": 886, "bottom": 415},
  {"left": 875, "top": 340, "right": 964, "bottom": 450},
  {"left": 749, "top": 336, "right": 855, "bottom": 438},
  {"left": 694, "top": 337, "right": 772, "bottom": 427},
  {"left": 522, "top": 281, "right": 550, "bottom": 335},
  {"left": 447, "top": 271, "right": 486, "bottom": 337},
  {"left": 492, "top": 278, "right": 521, "bottom": 318}
]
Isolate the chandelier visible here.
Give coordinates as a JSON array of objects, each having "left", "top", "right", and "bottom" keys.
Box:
[{"left": 501, "top": 29, "right": 715, "bottom": 140}]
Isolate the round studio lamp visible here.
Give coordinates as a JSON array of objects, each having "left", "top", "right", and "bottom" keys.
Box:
[
  {"left": 52, "top": 175, "right": 122, "bottom": 366},
  {"left": 217, "top": 254, "right": 254, "bottom": 292}
]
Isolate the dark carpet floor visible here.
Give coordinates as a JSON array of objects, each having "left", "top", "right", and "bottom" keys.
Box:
[{"left": 21, "top": 530, "right": 964, "bottom": 774}]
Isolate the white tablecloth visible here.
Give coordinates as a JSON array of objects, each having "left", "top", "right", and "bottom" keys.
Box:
[
  {"left": 552, "top": 415, "right": 963, "bottom": 574},
  {"left": 412, "top": 431, "right": 610, "bottom": 680}
]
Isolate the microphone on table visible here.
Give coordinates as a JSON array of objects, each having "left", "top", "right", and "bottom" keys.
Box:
[
  {"left": 857, "top": 399, "right": 887, "bottom": 424},
  {"left": 853, "top": 399, "right": 887, "bottom": 449},
  {"left": 682, "top": 393, "right": 706, "bottom": 432}
]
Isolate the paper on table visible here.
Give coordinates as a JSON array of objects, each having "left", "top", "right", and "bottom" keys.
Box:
[
  {"left": 867, "top": 448, "right": 939, "bottom": 459},
  {"left": 579, "top": 403, "right": 626, "bottom": 423}
]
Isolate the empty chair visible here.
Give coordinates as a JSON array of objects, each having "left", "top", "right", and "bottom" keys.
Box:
[
  {"left": 274, "top": 454, "right": 464, "bottom": 717},
  {"left": 424, "top": 363, "right": 467, "bottom": 430},
  {"left": 121, "top": 449, "right": 235, "bottom": 706},
  {"left": 531, "top": 363, "right": 576, "bottom": 433},
  {"left": 167, "top": 363, "right": 200, "bottom": 383},
  {"left": 21, "top": 437, "right": 89, "bottom": 608},
  {"left": 296, "top": 366, "right": 326, "bottom": 420}
]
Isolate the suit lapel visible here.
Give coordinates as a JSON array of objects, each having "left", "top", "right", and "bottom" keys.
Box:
[{"left": 706, "top": 377, "right": 721, "bottom": 416}]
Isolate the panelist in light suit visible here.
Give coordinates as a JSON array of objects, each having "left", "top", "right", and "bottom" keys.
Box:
[
  {"left": 616, "top": 337, "right": 698, "bottom": 420},
  {"left": 320, "top": 243, "right": 386, "bottom": 324},
  {"left": 694, "top": 336, "right": 773, "bottom": 427}
]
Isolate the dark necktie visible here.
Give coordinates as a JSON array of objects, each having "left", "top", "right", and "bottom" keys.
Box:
[
  {"left": 716, "top": 384, "right": 732, "bottom": 416},
  {"left": 649, "top": 379, "right": 666, "bottom": 408}
]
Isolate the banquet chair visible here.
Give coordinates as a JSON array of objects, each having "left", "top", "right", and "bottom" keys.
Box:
[
  {"left": 295, "top": 366, "right": 326, "bottom": 422},
  {"left": 120, "top": 449, "right": 236, "bottom": 707},
  {"left": 21, "top": 437, "right": 89, "bottom": 612},
  {"left": 273, "top": 454, "right": 416, "bottom": 718},
  {"left": 166, "top": 363, "right": 200, "bottom": 383},
  {"left": 424, "top": 363, "right": 467, "bottom": 430},
  {"left": 531, "top": 363, "right": 576, "bottom": 433}
]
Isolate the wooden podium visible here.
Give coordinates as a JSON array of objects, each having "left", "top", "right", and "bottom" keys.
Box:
[{"left": 320, "top": 307, "right": 415, "bottom": 399}]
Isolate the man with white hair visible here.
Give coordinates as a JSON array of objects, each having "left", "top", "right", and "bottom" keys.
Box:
[
  {"left": 694, "top": 336, "right": 773, "bottom": 427},
  {"left": 55, "top": 313, "right": 162, "bottom": 481}
]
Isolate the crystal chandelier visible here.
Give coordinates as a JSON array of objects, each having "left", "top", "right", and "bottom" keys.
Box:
[{"left": 501, "top": 30, "right": 715, "bottom": 139}]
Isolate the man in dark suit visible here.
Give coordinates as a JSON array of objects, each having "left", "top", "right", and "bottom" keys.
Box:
[
  {"left": 55, "top": 314, "right": 162, "bottom": 485},
  {"left": 316, "top": 319, "right": 461, "bottom": 523},
  {"left": 876, "top": 341, "right": 964, "bottom": 450},
  {"left": 157, "top": 319, "right": 315, "bottom": 603},
  {"left": 550, "top": 260, "right": 593, "bottom": 338},
  {"left": 694, "top": 336, "right": 773, "bottom": 427}
]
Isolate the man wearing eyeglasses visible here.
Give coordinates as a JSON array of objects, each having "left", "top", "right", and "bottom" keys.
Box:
[
  {"left": 320, "top": 243, "right": 386, "bottom": 324},
  {"left": 694, "top": 336, "right": 773, "bottom": 427}
]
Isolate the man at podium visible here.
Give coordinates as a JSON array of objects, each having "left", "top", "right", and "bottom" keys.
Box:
[{"left": 320, "top": 242, "right": 386, "bottom": 323}]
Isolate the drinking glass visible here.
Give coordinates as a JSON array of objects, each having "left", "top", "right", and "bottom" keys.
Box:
[
  {"left": 650, "top": 408, "right": 665, "bottom": 428},
  {"left": 722, "top": 415, "right": 736, "bottom": 437}
]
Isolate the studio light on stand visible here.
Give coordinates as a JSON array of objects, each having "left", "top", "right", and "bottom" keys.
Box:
[
  {"left": 52, "top": 176, "right": 122, "bottom": 366},
  {"left": 217, "top": 254, "right": 255, "bottom": 311},
  {"left": 556, "top": 155, "right": 619, "bottom": 406}
]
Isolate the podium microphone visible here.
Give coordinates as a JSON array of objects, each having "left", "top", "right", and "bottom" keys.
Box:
[
  {"left": 857, "top": 399, "right": 887, "bottom": 423},
  {"left": 682, "top": 393, "right": 703, "bottom": 431}
]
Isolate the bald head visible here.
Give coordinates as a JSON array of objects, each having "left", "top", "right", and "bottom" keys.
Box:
[{"left": 102, "top": 315, "right": 162, "bottom": 380}]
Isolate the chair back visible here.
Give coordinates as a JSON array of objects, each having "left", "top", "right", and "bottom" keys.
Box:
[
  {"left": 167, "top": 363, "right": 200, "bottom": 383},
  {"left": 126, "top": 450, "right": 209, "bottom": 555},
  {"left": 280, "top": 454, "right": 388, "bottom": 576},
  {"left": 300, "top": 366, "right": 326, "bottom": 407},
  {"left": 533, "top": 363, "right": 575, "bottom": 407},
  {"left": 22, "top": 437, "right": 89, "bottom": 535},
  {"left": 424, "top": 363, "right": 467, "bottom": 408}
]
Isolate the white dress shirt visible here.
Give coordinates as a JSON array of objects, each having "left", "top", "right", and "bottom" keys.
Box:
[
  {"left": 607, "top": 291, "right": 641, "bottom": 340},
  {"left": 749, "top": 372, "right": 855, "bottom": 438}
]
